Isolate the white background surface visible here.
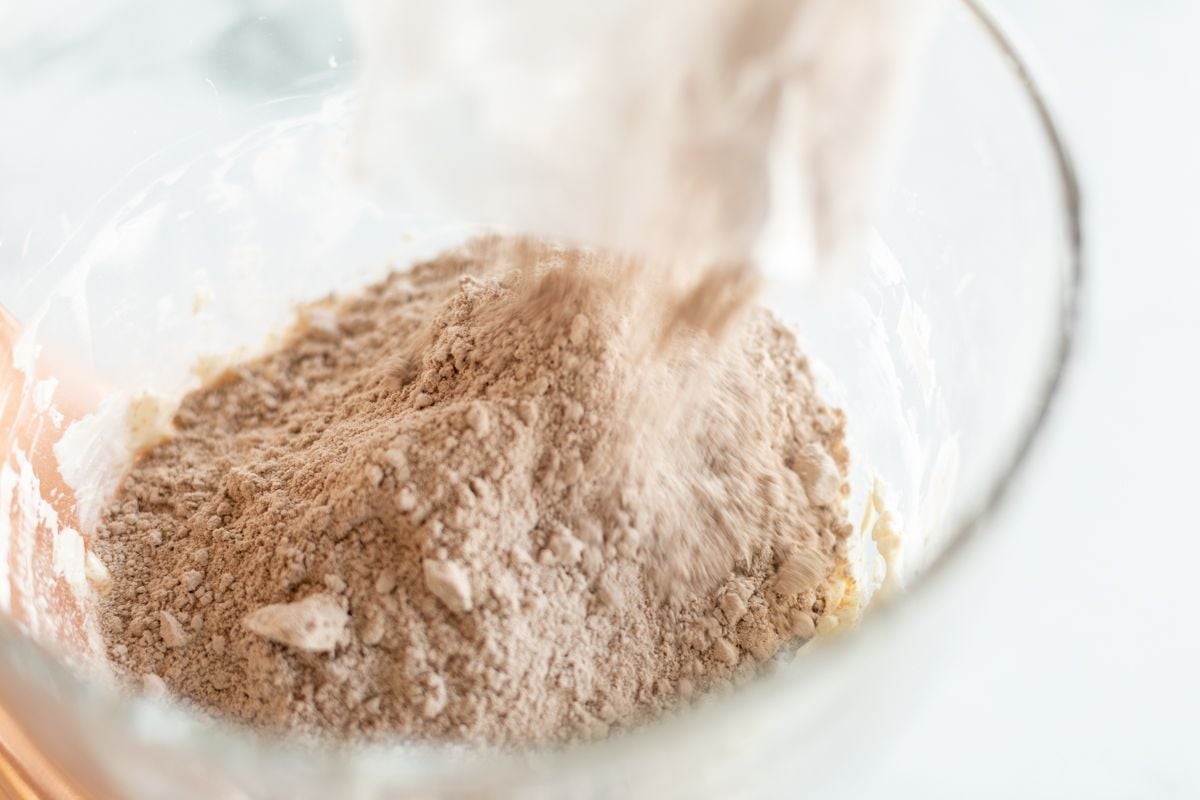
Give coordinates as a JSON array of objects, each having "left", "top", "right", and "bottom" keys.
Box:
[{"left": 866, "top": 2, "right": 1200, "bottom": 796}]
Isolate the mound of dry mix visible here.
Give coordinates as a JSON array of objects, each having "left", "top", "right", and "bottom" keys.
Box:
[{"left": 94, "top": 238, "right": 855, "bottom": 746}]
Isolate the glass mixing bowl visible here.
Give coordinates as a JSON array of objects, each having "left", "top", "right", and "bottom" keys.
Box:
[{"left": 0, "top": 0, "right": 1080, "bottom": 797}]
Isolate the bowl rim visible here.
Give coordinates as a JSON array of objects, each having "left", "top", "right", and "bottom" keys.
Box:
[{"left": 0, "top": 0, "right": 1084, "bottom": 793}]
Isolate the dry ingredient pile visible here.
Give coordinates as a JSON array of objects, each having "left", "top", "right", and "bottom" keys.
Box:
[{"left": 93, "top": 237, "right": 855, "bottom": 747}]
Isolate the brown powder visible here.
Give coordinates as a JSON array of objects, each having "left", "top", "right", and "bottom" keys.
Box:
[{"left": 93, "top": 237, "right": 853, "bottom": 746}]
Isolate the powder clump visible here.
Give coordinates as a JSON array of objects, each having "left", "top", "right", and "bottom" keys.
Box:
[
  {"left": 94, "top": 237, "right": 854, "bottom": 746},
  {"left": 242, "top": 594, "right": 349, "bottom": 653}
]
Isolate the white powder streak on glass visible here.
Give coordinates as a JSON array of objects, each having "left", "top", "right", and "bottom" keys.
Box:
[
  {"left": 0, "top": 462, "right": 17, "bottom": 613},
  {"left": 10, "top": 449, "right": 47, "bottom": 640},
  {"left": 897, "top": 296, "right": 936, "bottom": 408},
  {"left": 55, "top": 396, "right": 142, "bottom": 537},
  {"left": 53, "top": 525, "right": 87, "bottom": 598}
]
